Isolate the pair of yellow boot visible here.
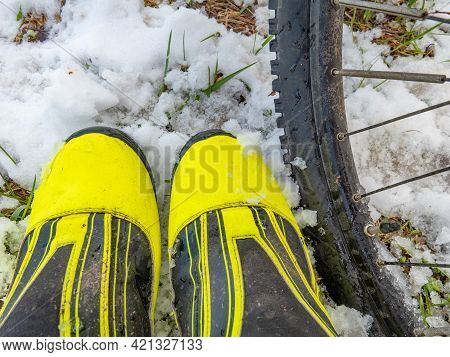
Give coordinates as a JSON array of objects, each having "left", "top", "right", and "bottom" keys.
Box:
[{"left": 0, "top": 127, "right": 336, "bottom": 337}]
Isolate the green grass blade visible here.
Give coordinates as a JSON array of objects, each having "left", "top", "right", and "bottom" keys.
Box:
[
  {"left": 159, "top": 29, "right": 173, "bottom": 95},
  {"left": 255, "top": 35, "right": 274, "bottom": 55},
  {"left": 418, "top": 293, "right": 428, "bottom": 325},
  {"left": 16, "top": 6, "right": 23, "bottom": 21},
  {"left": 350, "top": 8, "right": 356, "bottom": 33},
  {"left": 21, "top": 176, "right": 36, "bottom": 219},
  {"left": 373, "top": 79, "right": 388, "bottom": 90},
  {"left": 10, "top": 205, "right": 26, "bottom": 222},
  {"left": 363, "top": 10, "right": 373, "bottom": 22},
  {"left": 164, "top": 29, "right": 173, "bottom": 77},
  {"left": 0, "top": 144, "right": 17, "bottom": 165},
  {"left": 238, "top": 7, "right": 248, "bottom": 15},
  {"left": 390, "top": 23, "right": 441, "bottom": 55},
  {"left": 200, "top": 32, "right": 220, "bottom": 43},
  {"left": 214, "top": 57, "right": 219, "bottom": 83},
  {"left": 208, "top": 66, "right": 211, "bottom": 89},
  {"left": 202, "top": 62, "right": 257, "bottom": 97}
]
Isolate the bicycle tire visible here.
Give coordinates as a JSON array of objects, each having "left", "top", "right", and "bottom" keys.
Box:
[{"left": 269, "top": 0, "right": 415, "bottom": 336}]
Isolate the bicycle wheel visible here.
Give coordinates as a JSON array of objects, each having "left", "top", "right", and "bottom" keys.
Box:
[{"left": 269, "top": 0, "right": 418, "bottom": 336}]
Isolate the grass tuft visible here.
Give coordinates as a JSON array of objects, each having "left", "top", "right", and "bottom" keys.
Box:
[
  {"left": 21, "top": 176, "right": 36, "bottom": 220},
  {"left": 0, "top": 178, "right": 35, "bottom": 221},
  {"left": 344, "top": 2, "right": 440, "bottom": 58},
  {"left": 0, "top": 144, "right": 17, "bottom": 165},
  {"left": 14, "top": 11, "right": 48, "bottom": 44},
  {"left": 373, "top": 215, "right": 450, "bottom": 327},
  {"left": 171, "top": 57, "right": 256, "bottom": 114},
  {"left": 202, "top": 60, "right": 256, "bottom": 97}
]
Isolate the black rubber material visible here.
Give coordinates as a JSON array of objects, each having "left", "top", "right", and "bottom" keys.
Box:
[
  {"left": 67, "top": 126, "right": 156, "bottom": 190},
  {"left": 177, "top": 129, "right": 236, "bottom": 159},
  {"left": 269, "top": 0, "right": 414, "bottom": 336},
  {"left": 171, "top": 129, "right": 236, "bottom": 180},
  {"left": 0, "top": 215, "right": 154, "bottom": 337}
]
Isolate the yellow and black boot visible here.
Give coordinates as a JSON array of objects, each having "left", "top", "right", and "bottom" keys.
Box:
[
  {"left": 0, "top": 127, "right": 161, "bottom": 337},
  {"left": 169, "top": 130, "right": 337, "bottom": 337}
]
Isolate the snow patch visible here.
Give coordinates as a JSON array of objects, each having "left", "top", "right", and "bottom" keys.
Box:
[
  {"left": 0, "top": 218, "right": 27, "bottom": 299},
  {"left": 327, "top": 305, "right": 374, "bottom": 337},
  {"left": 294, "top": 208, "right": 317, "bottom": 229},
  {"left": 290, "top": 157, "right": 307, "bottom": 170}
]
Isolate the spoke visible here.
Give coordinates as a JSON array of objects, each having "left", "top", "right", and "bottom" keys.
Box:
[
  {"left": 334, "top": 0, "right": 450, "bottom": 24},
  {"left": 332, "top": 69, "right": 448, "bottom": 84},
  {"left": 353, "top": 167, "right": 450, "bottom": 201},
  {"left": 338, "top": 100, "right": 450, "bottom": 139},
  {"left": 378, "top": 261, "right": 450, "bottom": 269},
  {"left": 427, "top": 14, "right": 450, "bottom": 24}
]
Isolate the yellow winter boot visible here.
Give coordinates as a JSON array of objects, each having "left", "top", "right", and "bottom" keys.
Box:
[
  {"left": 0, "top": 127, "right": 161, "bottom": 337},
  {"left": 168, "top": 130, "right": 336, "bottom": 337}
]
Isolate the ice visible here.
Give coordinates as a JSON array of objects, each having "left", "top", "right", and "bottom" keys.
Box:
[
  {"left": 326, "top": 305, "right": 374, "bottom": 337},
  {"left": 0, "top": 218, "right": 27, "bottom": 299},
  {"left": 294, "top": 208, "right": 317, "bottom": 229},
  {"left": 290, "top": 157, "right": 307, "bottom": 170},
  {"left": 426, "top": 316, "right": 450, "bottom": 329}
]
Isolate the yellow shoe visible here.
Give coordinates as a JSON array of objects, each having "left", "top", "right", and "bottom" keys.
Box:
[
  {"left": 0, "top": 127, "right": 160, "bottom": 337},
  {"left": 168, "top": 130, "right": 337, "bottom": 337}
]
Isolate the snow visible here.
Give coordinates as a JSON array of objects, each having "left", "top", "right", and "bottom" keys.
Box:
[
  {"left": 326, "top": 305, "right": 374, "bottom": 337},
  {"left": 254, "top": 5, "right": 270, "bottom": 36},
  {"left": 0, "top": 218, "right": 26, "bottom": 299},
  {"left": 426, "top": 316, "right": 449, "bottom": 329},
  {"left": 290, "top": 157, "right": 307, "bottom": 170},
  {"left": 391, "top": 236, "right": 416, "bottom": 255},
  {"left": 294, "top": 208, "right": 318, "bottom": 229},
  {"left": 343, "top": 0, "right": 450, "bottom": 256},
  {"left": 0, "top": 0, "right": 288, "bottom": 197},
  {"left": 0, "top": 196, "right": 18, "bottom": 210},
  {"left": 435, "top": 226, "right": 450, "bottom": 246},
  {"left": 409, "top": 266, "right": 433, "bottom": 295},
  {"left": 246, "top": 193, "right": 266, "bottom": 205},
  {"left": 0, "top": 0, "right": 448, "bottom": 335}
]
